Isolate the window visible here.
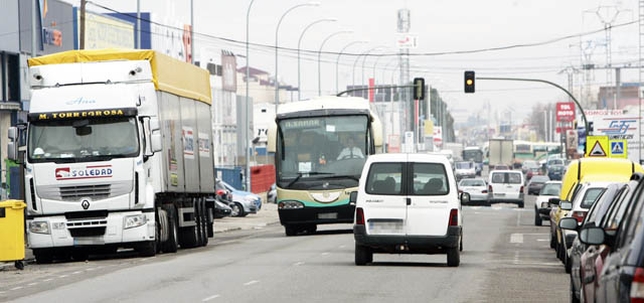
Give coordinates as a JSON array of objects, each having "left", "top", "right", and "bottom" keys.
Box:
[
  {"left": 366, "top": 163, "right": 401, "bottom": 195},
  {"left": 412, "top": 162, "right": 448, "bottom": 195}
]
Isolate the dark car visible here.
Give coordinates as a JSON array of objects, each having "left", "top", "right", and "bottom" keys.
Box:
[
  {"left": 547, "top": 164, "right": 566, "bottom": 181},
  {"left": 574, "top": 173, "right": 643, "bottom": 303},
  {"left": 526, "top": 175, "right": 550, "bottom": 195},
  {"left": 214, "top": 199, "right": 233, "bottom": 218},
  {"left": 558, "top": 182, "right": 624, "bottom": 302},
  {"left": 578, "top": 173, "right": 644, "bottom": 303}
]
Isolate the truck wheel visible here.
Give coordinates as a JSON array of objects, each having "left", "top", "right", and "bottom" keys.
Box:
[
  {"left": 355, "top": 244, "right": 372, "bottom": 265},
  {"left": 33, "top": 248, "right": 54, "bottom": 264},
  {"left": 199, "top": 199, "right": 209, "bottom": 246},
  {"left": 179, "top": 204, "right": 199, "bottom": 249},
  {"left": 447, "top": 247, "right": 460, "bottom": 267},
  {"left": 207, "top": 207, "right": 214, "bottom": 238},
  {"left": 162, "top": 206, "right": 179, "bottom": 253},
  {"left": 137, "top": 240, "right": 157, "bottom": 257}
]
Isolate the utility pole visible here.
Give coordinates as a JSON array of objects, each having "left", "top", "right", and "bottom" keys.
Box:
[{"left": 80, "top": 0, "right": 86, "bottom": 49}]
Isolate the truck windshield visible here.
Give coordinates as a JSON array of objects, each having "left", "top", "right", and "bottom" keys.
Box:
[
  {"left": 28, "top": 117, "right": 139, "bottom": 162},
  {"left": 276, "top": 115, "right": 369, "bottom": 189}
]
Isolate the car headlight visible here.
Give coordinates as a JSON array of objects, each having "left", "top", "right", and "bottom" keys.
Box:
[
  {"left": 124, "top": 214, "right": 148, "bottom": 229},
  {"left": 278, "top": 201, "right": 304, "bottom": 209},
  {"left": 541, "top": 201, "right": 550, "bottom": 208},
  {"left": 244, "top": 195, "right": 257, "bottom": 203},
  {"left": 29, "top": 221, "right": 50, "bottom": 234}
]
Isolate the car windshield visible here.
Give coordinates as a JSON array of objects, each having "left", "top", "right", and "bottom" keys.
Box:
[
  {"left": 460, "top": 179, "right": 485, "bottom": 187},
  {"left": 455, "top": 162, "right": 473, "bottom": 169},
  {"left": 539, "top": 183, "right": 561, "bottom": 196}
]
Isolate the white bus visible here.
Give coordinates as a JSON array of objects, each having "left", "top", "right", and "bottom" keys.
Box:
[{"left": 267, "top": 96, "right": 383, "bottom": 236}]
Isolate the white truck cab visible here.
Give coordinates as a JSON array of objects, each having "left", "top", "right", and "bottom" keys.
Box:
[{"left": 351, "top": 153, "right": 463, "bottom": 266}]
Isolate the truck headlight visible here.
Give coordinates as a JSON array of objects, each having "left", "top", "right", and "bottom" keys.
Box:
[
  {"left": 124, "top": 214, "right": 148, "bottom": 229},
  {"left": 29, "top": 221, "right": 50, "bottom": 234},
  {"left": 278, "top": 201, "right": 304, "bottom": 209}
]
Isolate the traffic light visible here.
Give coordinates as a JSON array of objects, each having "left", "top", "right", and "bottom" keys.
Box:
[
  {"left": 464, "top": 71, "right": 475, "bottom": 93},
  {"left": 413, "top": 77, "right": 425, "bottom": 100}
]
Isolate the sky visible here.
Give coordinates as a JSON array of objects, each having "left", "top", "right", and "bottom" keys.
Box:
[{"left": 63, "top": 0, "right": 641, "bottom": 125}]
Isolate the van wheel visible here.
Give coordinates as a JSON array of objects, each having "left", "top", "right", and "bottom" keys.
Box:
[
  {"left": 355, "top": 244, "right": 372, "bottom": 266},
  {"left": 518, "top": 202, "right": 525, "bottom": 209},
  {"left": 534, "top": 208, "right": 543, "bottom": 226},
  {"left": 447, "top": 247, "right": 460, "bottom": 267}
]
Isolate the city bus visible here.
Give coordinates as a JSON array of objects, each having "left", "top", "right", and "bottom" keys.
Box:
[
  {"left": 513, "top": 140, "right": 535, "bottom": 167},
  {"left": 462, "top": 146, "right": 484, "bottom": 176},
  {"left": 267, "top": 96, "right": 383, "bottom": 236}
]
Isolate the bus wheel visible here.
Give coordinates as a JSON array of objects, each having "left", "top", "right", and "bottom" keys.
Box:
[{"left": 285, "top": 225, "right": 298, "bottom": 236}]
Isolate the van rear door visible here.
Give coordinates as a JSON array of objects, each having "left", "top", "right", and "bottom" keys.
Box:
[
  {"left": 406, "top": 160, "right": 452, "bottom": 236},
  {"left": 363, "top": 161, "right": 406, "bottom": 236}
]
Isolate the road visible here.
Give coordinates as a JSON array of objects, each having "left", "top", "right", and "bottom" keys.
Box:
[{"left": 0, "top": 196, "right": 568, "bottom": 303}]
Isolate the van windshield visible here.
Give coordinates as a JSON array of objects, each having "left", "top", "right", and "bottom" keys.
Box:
[{"left": 491, "top": 172, "right": 522, "bottom": 184}]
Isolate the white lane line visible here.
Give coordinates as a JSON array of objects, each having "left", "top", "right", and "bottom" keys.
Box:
[
  {"left": 0, "top": 291, "right": 5, "bottom": 295},
  {"left": 293, "top": 262, "right": 305, "bottom": 266},
  {"left": 59, "top": 275, "right": 68, "bottom": 278},
  {"left": 202, "top": 294, "right": 220, "bottom": 301},
  {"left": 516, "top": 210, "right": 522, "bottom": 226},
  {"left": 10, "top": 286, "right": 23, "bottom": 291},
  {"left": 537, "top": 239, "right": 549, "bottom": 242},
  {"left": 243, "top": 280, "right": 259, "bottom": 286},
  {"left": 338, "top": 245, "right": 346, "bottom": 249},
  {"left": 510, "top": 233, "right": 524, "bottom": 244},
  {"left": 72, "top": 271, "right": 82, "bottom": 274},
  {"left": 321, "top": 252, "right": 330, "bottom": 256},
  {"left": 513, "top": 251, "right": 520, "bottom": 264},
  {"left": 28, "top": 282, "right": 38, "bottom": 286},
  {"left": 43, "top": 278, "right": 53, "bottom": 282}
]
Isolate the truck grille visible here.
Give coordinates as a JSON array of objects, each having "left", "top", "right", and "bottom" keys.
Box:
[{"left": 60, "top": 184, "right": 111, "bottom": 200}]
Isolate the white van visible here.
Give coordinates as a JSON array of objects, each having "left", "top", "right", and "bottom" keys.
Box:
[
  {"left": 351, "top": 153, "right": 463, "bottom": 266},
  {"left": 487, "top": 169, "right": 525, "bottom": 208}
]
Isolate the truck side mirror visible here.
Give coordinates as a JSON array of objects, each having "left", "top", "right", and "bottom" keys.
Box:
[{"left": 7, "top": 126, "right": 18, "bottom": 161}]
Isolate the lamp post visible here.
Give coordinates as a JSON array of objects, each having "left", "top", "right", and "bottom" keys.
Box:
[
  {"left": 336, "top": 41, "right": 367, "bottom": 93},
  {"left": 352, "top": 46, "right": 384, "bottom": 89},
  {"left": 362, "top": 47, "right": 387, "bottom": 86},
  {"left": 318, "top": 30, "right": 352, "bottom": 95},
  {"left": 297, "top": 18, "right": 336, "bottom": 100},
  {"left": 245, "top": 0, "right": 256, "bottom": 191},
  {"left": 275, "top": 2, "right": 319, "bottom": 111}
]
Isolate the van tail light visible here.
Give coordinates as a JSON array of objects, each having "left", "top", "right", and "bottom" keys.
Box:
[
  {"left": 571, "top": 211, "right": 586, "bottom": 224},
  {"left": 520, "top": 186, "right": 524, "bottom": 193},
  {"left": 488, "top": 185, "right": 493, "bottom": 194},
  {"left": 355, "top": 207, "right": 365, "bottom": 225},
  {"left": 482, "top": 189, "right": 488, "bottom": 194},
  {"left": 630, "top": 267, "right": 644, "bottom": 302},
  {"left": 449, "top": 209, "right": 458, "bottom": 226}
]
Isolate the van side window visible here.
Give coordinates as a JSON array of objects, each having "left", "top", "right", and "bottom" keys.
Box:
[
  {"left": 366, "top": 163, "right": 401, "bottom": 195},
  {"left": 507, "top": 173, "right": 522, "bottom": 184},
  {"left": 412, "top": 162, "right": 448, "bottom": 195}
]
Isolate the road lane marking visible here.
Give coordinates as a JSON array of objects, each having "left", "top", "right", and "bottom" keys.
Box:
[
  {"left": 73, "top": 271, "right": 82, "bottom": 274},
  {"left": 28, "top": 283, "right": 38, "bottom": 286},
  {"left": 244, "top": 280, "right": 259, "bottom": 286},
  {"left": 510, "top": 233, "right": 524, "bottom": 243},
  {"left": 321, "top": 252, "right": 330, "bottom": 256},
  {"left": 59, "top": 275, "right": 68, "bottom": 278},
  {"left": 10, "top": 287, "right": 23, "bottom": 291},
  {"left": 43, "top": 278, "right": 53, "bottom": 282},
  {"left": 202, "top": 294, "right": 220, "bottom": 301},
  {"left": 517, "top": 211, "right": 522, "bottom": 226},
  {"left": 293, "top": 262, "right": 305, "bottom": 266}
]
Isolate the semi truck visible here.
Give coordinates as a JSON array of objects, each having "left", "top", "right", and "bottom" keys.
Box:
[
  {"left": 7, "top": 49, "right": 215, "bottom": 263},
  {"left": 487, "top": 138, "right": 514, "bottom": 170}
]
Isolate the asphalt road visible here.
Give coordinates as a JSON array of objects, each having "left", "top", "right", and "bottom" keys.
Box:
[{"left": 1, "top": 195, "right": 570, "bottom": 303}]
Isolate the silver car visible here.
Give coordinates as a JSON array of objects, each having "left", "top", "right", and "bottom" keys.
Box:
[{"left": 458, "top": 178, "right": 488, "bottom": 205}]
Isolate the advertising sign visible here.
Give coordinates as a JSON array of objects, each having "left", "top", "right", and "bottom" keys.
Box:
[
  {"left": 586, "top": 109, "right": 641, "bottom": 163},
  {"left": 556, "top": 102, "right": 575, "bottom": 122}
]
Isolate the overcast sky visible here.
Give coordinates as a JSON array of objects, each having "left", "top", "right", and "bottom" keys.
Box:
[{"left": 64, "top": 0, "right": 641, "bottom": 124}]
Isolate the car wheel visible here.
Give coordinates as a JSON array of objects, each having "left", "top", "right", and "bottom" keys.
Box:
[
  {"left": 565, "top": 254, "right": 571, "bottom": 274},
  {"left": 570, "top": 276, "right": 580, "bottom": 303},
  {"left": 355, "top": 244, "right": 372, "bottom": 266},
  {"left": 231, "top": 203, "right": 244, "bottom": 217},
  {"left": 447, "top": 247, "right": 460, "bottom": 267},
  {"left": 534, "top": 207, "right": 542, "bottom": 226},
  {"left": 550, "top": 232, "right": 556, "bottom": 249}
]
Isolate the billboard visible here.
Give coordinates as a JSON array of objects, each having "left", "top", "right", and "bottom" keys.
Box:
[{"left": 556, "top": 102, "right": 575, "bottom": 122}]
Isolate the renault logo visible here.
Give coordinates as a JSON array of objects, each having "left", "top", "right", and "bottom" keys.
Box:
[{"left": 81, "top": 200, "right": 90, "bottom": 210}]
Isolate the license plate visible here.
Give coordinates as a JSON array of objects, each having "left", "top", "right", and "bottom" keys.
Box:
[
  {"left": 318, "top": 212, "right": 337, "bottom": 219},
  {"left": 369, "top": 220, "right": 403, "bottom": 234},
  {"left": 495, "top": 193, "right": 506, "bottom": 197},
  {"left": 73, "top": 237, "right": 105, "bottom": 246}
]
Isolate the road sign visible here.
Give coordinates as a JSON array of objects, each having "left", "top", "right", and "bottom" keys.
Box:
[
  {"left": 609, "top": 139, "right": 627, "bottom": 158},
  {"left": 585, "top": 135, "right": 609, "bottom": 157}
]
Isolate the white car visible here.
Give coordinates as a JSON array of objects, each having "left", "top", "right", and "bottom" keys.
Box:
[
  {"left": 487, "top": 170, "right": 525, "bottom": 208},
  {"left": 458, "top": 178, "right": 488, "bottom": 205},
  {"left": 454, "top": 160, "right": 476, "bottom": 180},
  {"left": 534, "top": 180, "right": 562, "bottom": 226},
  {"left": 351, "top": 153, "right": 464, "bottom": 267}
]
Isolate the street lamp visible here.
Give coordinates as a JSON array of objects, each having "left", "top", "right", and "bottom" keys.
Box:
[
  {"left": 336, "top": 41, "right": 367, "bottom": 93},
  {"left": 245, "top": 0, "right": 256, "bottom": 191},
  {"left": 275, "top": 2, "right": 320, "bottom": 110},
  {"left": 318, "top": 30, "right": 352, "bottom": 95},
  {"left": 297, "top": 18, "right": 336, "bottom": 100},
  {"left": 362, "top": 47, "right": 388, "bottom": 86},
  {"left": 352, "top": 46, "right": 384, "bottom": 88}
]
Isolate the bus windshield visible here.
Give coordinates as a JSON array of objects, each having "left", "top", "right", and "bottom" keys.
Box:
[{"left": 276, "top": 115, "right": 369, "bottom": 189}]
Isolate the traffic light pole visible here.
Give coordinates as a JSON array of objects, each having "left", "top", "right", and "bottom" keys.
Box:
[{"left": 476, "top": 76, "right": 589, "bottom": 134}]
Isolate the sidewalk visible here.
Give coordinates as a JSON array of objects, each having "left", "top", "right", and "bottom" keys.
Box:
[{"left": 1, "top": 195, "right": 279, "bottom": 270}]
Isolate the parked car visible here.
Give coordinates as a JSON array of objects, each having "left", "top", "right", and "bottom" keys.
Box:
[
  {"left": 267, "top": 183, "right": 277, "bottom": 204},
  {"left": 558, "top": 182, "right": 626, "bottom": 303},
  {"left": 487, "top": 169, "right": 525, "bottom": 208},
  {"left": 219, "top": 179, "right": 260, "bottom": 217},
  {"left": 526, "top": 175, "right": 550, "bottom": 195},
  {"left": 352, "top": 153, "right": 463, "bottom": 266},
  {"left": 534, "top": 180, "right": 562, "bottom": 226},
  {"left": 577, "top": 173, "right": 644, "bottom": 303},
  {"left": 558, "top": 181, "right": 611, "bottom": 272},
  {"left": 546, "top": 164, "right": 566, "bottom": 181},
  {"left": 214, "top": 199, "right": 233, "bottom": 218},
  {"left": 454, "top": 160, "right": 476, "bottom": 180},
  {"left": 458, "top": 178, "right": 488, "bottom": 206}
]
